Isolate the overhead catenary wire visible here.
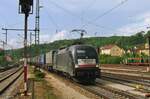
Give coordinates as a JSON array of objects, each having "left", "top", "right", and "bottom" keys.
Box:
[
  {"left": 48, "top": 0, "right": 78, "bottom": 18},
  {"left": 47, "top": 0, "right": 147, "bottom": 38},
  {"left": 45, "top": 0, "right": 84, "bottom": 39},
  {"left": 81, "top": 0, "right": 97, "bottom": 24},
  {"left": 81, "top": 0, "right": 97, "bottom": 15},
  {"left": 81, "top": 0, "right": 128, "bottom": 28},
  {"left": 47, "top": 0, "right": 128, "bottom": 34},
  {"left": 43, "top": 6, "right": 60, "bottom": 31}
]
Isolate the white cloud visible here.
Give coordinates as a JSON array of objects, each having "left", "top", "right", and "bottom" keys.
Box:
[
  {"left": 50, "top": 30, "right": 69, "bottom": 42},
  {"left": 116, "top": 12, "right": 150, "bottom": 36},
  {"left": 135, "top": 12, "right": 150, "bottom": 22},
  {"left": 40, "top": 34, "right": 51, "bottom": 43},
  {"left": 40, "top": 30, "right": 70, "bottom": 43},
  {"left": 7, "top": 39, "right": 21, "bottom": 49}
]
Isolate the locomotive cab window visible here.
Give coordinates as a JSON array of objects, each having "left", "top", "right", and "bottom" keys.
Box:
[
  {"left": 75, "top": 46, "right": 98, "bottom": 65},
  {"left": 76, "top": 48, "right": 97, "bottom": 59}
]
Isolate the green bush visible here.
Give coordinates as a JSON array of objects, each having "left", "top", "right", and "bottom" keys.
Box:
[
  {"left": 100, "top": 55, "right": 123, "bottom": 64},
  {"left": 35, "top": 70, "right": 45, "bottom": 78}
]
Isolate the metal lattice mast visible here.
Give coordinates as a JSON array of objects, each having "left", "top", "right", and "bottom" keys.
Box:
[{"left": 35, "top": 0, "right": 40, "bottom": 45}]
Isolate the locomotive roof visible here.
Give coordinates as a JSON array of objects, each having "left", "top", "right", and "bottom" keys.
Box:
[
  {"left": 57, "top": 44, "right": 95, "bottom": 54},
  {"left": 69, "top": 44, "right": 94, "bottom": 49}
]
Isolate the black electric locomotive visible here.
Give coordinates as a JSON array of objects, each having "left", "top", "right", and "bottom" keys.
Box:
[{"left": 53, "top": 45, "right": 100, "bottom": 82}]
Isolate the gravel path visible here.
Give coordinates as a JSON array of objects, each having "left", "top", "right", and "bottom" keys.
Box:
[{"left": 45, "top": 73, "right": 91, "bottom": 99}]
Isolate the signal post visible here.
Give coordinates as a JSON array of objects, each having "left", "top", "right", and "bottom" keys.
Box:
[{"left": 18, "top": 0, "right": 33, "bottom": 95}]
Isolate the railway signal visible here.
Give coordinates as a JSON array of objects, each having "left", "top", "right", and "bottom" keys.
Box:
[{"left": 18, "top": 0, "right": 33, "bottom": 95}]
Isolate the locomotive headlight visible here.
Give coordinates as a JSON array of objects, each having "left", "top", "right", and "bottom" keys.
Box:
[
  {"left": 75, "top": 65, "right": 79, "bottom": 68},
  {"left": 96, "top": 64, "right": 99, "bottom": 68}
]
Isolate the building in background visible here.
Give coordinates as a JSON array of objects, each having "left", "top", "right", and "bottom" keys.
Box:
[
  {"left": 0, "top": 48, "right": 3, "bottom": 52},
  {"left": 0, "top": 48, "right": 4, "bottom": 56},
  {"left": 100, "top": 44, "right": 125, "bottom": 57},
  {"left": 4, "top": 55, "right": 13, "bottom": 62},
  {"left": 137, "top": 43, "right": 149, "bottom": 56}
]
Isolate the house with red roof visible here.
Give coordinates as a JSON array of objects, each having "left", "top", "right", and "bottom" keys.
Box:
[
  {"left": 100, "top": 44, "right": 125, "bottom": 57},
  {"left": 136, "top": 43, "right": 149, "bottom": 56}
]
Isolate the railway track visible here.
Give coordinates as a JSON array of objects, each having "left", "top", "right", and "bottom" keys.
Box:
[
  {"left": 0, "top": 67, "right": 21, "bottom": 80},
  {"left": 76, "top": 81, "right": 143, "bottom": 99},
  {"left": 102, "top": 73, "right": 150, "bottom": 87},
  {"left": 44, "top": 69, "right": 149, "bottom": 99},
  {"left": 96, "top": 82, "right": 144, "bottom": 99},
  {"left": 100, "top": 73, "right": 150, "bottom": 98},
  {"left": 45, "top": 70, "right": 130, "bottom": 99},
  {"left": 102, "top": 72, "right": 150, "bottom": 85},
  {"left": 72, "top": 78, "right": 145, "bottom": 98},
  {"left": 101, "top": 68, "right": 146, "bottom": 74},
  {"left": 0, "top": 66, "right": 23, "bottom": 95}
]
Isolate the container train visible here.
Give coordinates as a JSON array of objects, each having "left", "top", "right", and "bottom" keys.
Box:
[{"left": 29, "top": 45, "right": 101, "bottom": 82}]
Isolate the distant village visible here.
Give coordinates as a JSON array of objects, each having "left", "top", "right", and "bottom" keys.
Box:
[
  {"left": 0, "top": 43, "right": 149, "bottom": 58},
  {"left": 99, "top": 43, "right": 149, "bottom": 57}
]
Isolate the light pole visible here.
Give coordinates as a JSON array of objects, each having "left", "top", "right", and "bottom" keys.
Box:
[
  {"left": 30, "top": 32, "right": 34, "bottom": 62},
  {"left": 148, "top": 36, "right": 150, "bottom": 72},
  {"left": 146, "top": 27, "right": 150, "bottom": 72},
  {"left": 18, "top": 0, "right": 33, "bottom": 95}
]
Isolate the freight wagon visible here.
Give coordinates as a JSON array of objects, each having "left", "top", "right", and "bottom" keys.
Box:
[{"left": 45, "top": 50, "right": 56, "bottom": 71}]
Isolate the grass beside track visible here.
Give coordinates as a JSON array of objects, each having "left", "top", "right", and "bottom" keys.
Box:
[
  {"left": 30, "top": 67, "right": 58, "bottom": 99},
  {"left": 142, "top": 72, "right": 150, "bottom": 76}
]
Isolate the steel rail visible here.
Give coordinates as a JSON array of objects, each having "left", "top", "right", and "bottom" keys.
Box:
[
  {"left": 0, "top": 67, "right": 23, "bottom": 95},
  {"left": 0, "top": 66, "right": 22, "bottom": 83},
  {"left": 95, "top": 82, "right": 144, "bottom": 99}
]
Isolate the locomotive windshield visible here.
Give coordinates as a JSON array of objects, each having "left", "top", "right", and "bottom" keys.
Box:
[{"left": 76, "top": 46, "right": 98, "bottom": 60}]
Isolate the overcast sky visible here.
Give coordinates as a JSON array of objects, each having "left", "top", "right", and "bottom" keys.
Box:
[{"left": 0, "top": 0, "right": 150, "bottom": 49}]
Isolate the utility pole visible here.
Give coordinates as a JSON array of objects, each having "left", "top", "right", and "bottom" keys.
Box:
[
  {"left": 148, "top": 36, "right": 150, "bottom": 72},
  {"left": 30, "top": 32, "right": 32, "bottom": 62},
  {"left": 30, "top": 32, "right": 33, "bottom": 46},
  {"left": 2, "top": 41, "right": 5, "bottom": 56},
  {"left": 2, "top": 28, "right": 8, "bottom": 44},
  {"left": 146, "top": 28, "right": 150, "bottom": 72},
  {"left": 1, "top": 28, "right": 8, "bottom": 55},
  {"left": 19, "top": 0, "right": 33, "bottom": 95},
  {"left": 30, "top": 32, "right": 34, "bottom": 62},
  {"left": 35, "top": 0, "right": 42, "bottom": 70},
  {"left": 35, "top": 0, "right": 40, "bottom": 45}
]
